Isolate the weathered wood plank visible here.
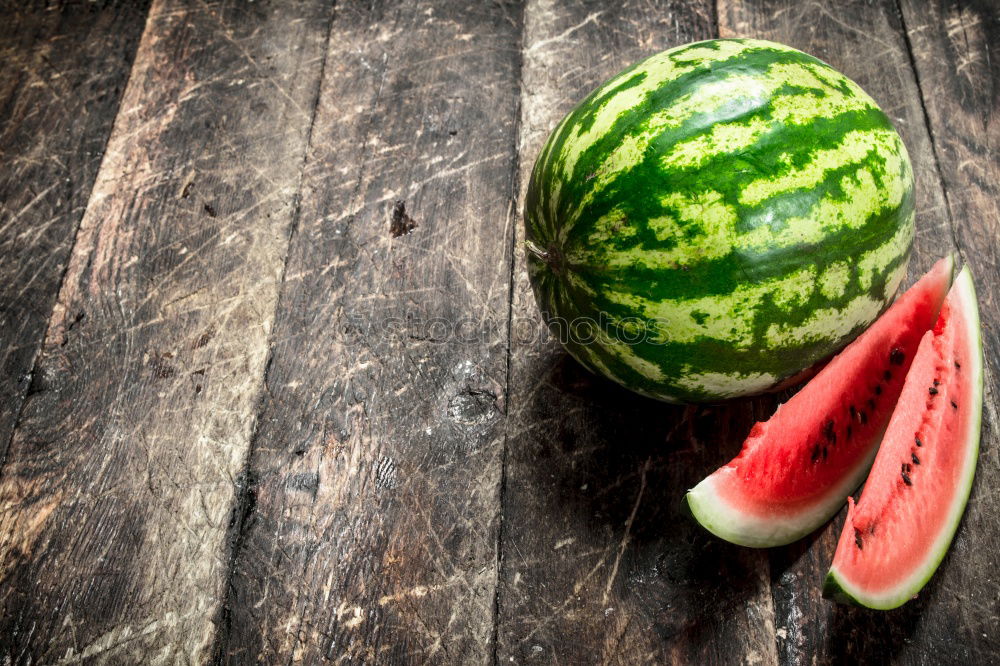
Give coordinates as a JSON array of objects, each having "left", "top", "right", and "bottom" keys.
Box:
[
  {"left": 718, "top": 1, "right": 966, "bottom": 663},
  {"left": 0, "top": 0, "right": 334, "bottom": 662},
  {"left": 892, "top": 1, "right": 1000, "bottom": 662},
  {"left": 214, "top": 0, "right": 522, "bottom": 662},
  {"left": 0, "top": 2, "right": 149, "bottom": 464},
  {"left": 497, "top": 2, "right": 779, "bottom": 663}
]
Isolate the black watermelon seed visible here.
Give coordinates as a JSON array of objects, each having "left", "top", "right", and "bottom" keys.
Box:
[
  {"left": 860, "top": 411, "right": 868, "bottom": 425},
  {"left": 951, "top": 400, "right": 958, "bottom": 409},
  {"left": 890, "top": 348, "right": 905, "bottom": 365},
  {"left": 824, "top": 420, "right": 836, "bottom": 444},
  {"left": 855, "top": 529, "right": 864, "bottom": 550},
  {"left": 874, "top": 385, "right": 882, "bottom": 396},
  {"left": 811, "top": 445, "right": 821, "bottom": 463},
  {"left": 884, "top": 370, "right": 892, "bottom": 381},
  {"left": 912, "top": 452, "right": 920, "bottom": 465},
  {"left": 933, "top": 379, "right": 940, "bottom": 386},
  {"left": 902, "top": 470, "right": 912, "bottom": 486},
  {"left": 929, "top": 387, "right": 938, "bottom": 395},
  {"left": 915, "top": 436, "right": 923, "bottom": 447},
  {"left": 955, "top": 360, "right": 961, "bottom": 369},
  {"left": 822, "top": 446, "right": 829, "bottom": 461},
  {"left": 903, "top": 462, "right": 912, "bottom": 473}
]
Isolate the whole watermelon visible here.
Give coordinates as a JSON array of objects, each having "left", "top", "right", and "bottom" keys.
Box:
[{"left": 524, "top": 39, "right": 914, "bottom": 402}]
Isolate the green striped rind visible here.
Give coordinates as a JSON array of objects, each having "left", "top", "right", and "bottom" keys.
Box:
[
  {"left": 525, "top": 39, "right": 915, "bottom": 402},
  {"left": 824, "top": 267, "right": 983, "bottom": 609}
]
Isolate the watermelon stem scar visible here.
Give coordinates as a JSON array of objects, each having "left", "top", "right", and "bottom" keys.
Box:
[
  {"left": 524, "top": 239, "right": 549, "bottom": 262},
  {"left": 524, "top": 239, "right": 565, "bottom": 274}
]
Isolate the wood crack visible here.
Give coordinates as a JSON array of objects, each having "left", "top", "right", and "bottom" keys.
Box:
[
  {"left": 601, "top": 458, "right": 649, "bottom": 606},
  {"left": 0, "top": 2, "right": 153, "bottom": 476},
  {"left": 207, "top": 8, "right": 340, "bottom": 660},
  {"left": 893, "top": 0, "right": 962, "bottom": 255},
  {"left": 492, "top": 8, "right": 527, "bottom": 657}
]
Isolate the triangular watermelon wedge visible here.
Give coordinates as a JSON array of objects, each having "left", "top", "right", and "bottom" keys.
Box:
[
  {"left": 824, "top": 266, "right": 982, "bottom": 608},
  {"left": 685, "top": 256, "right": 955, "bottom": 547}
]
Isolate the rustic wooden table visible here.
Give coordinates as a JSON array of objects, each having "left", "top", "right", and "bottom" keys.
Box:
[{"left": 1, "top": 1, "right": 997, "bottom": 663}]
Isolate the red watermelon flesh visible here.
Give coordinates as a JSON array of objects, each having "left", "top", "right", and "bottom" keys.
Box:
[
  {"left": 686, "top": 256, "right": 954, "bottom": 547},
  {"left": 825, "top": 266, "right": 982, "bottom": 609}
]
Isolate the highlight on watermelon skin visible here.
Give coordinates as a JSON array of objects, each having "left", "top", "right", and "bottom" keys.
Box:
[
  {"left": 824, "top": 266, "right": 983, "bottom": 609},
  {"left": 685, "top": 256, "right": 955, "bottom": 548}
]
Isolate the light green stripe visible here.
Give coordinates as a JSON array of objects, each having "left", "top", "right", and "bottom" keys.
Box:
[
  {"left": 739, "top": 128, "right": 902, "bottom": 206},
  {"left": 819, "top": 261, "right": 852, "bottom": 300},
  {"left": 592, "top": 221, "right": 907, "bottom": 349},
  {"left": 600, "top": 265, "right": 818, "bottom": 347},
  {"left": 575, "top": 60, "right": 882, "bottom": 224},
  {"left": 857, "top": 211, "right": 914, "bottom": 291},
  {"left": 573, "top": 134, "right": 908, "bottom": 273},
  {"left": 584, "top": 190, "right": 737, "bottom": 266},
  {"left": 661, "top": 61, "right": 878, "bottom": 172},
  {"left": 764, "top": 294, "right": 884, "bottom": 349},
  {"left": 596, "top": 327, "right": 666, "bottom": 382},
  {"left": 675, "top": 370, "right": 778, "bottom": 399},
  {"left": 739, "top": 150, "right": 906, "bottom": 252},
  {"left": 558, "top": 40, "right": 764, "bottom": 181}
]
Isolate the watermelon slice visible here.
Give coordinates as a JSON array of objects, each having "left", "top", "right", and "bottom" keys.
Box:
[
  {"left": 685, "top": 256, "right": 955, "bottom": 547},
  {"left": 825, "top": 266, "right": 982, "bottom": 609}
]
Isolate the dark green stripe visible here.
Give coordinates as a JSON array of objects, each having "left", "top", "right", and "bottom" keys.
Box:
[
  {"left": 539, "top": 246, "right": 911, "bottom": 402},
  {"left": 533, "top": 45, "right": 852, "bottom": 232},
  {"left": 573, "top": 191, "right": 912, "bottom": 302},
  {"left": 528, "top": 43, "right": 819, "bottom": 237},
  {"left": 564, "top": 105, "right": 898, "bottom": 251}
]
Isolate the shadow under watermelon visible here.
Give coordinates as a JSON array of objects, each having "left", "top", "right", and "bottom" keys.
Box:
[{"left": 503, "top": 346, "right": 785, "bottom": 657}]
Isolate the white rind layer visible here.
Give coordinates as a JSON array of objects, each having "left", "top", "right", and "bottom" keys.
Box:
[{"left": 685, "top": 435, "right": 880, "bottom": 548}]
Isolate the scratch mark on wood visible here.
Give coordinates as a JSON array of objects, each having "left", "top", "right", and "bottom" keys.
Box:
[
  {"left": 526, "top": 11, "right": 606, "bottom": 53},
  {"left": 602, "top": 458, "right": 649, "bottom": 605}
]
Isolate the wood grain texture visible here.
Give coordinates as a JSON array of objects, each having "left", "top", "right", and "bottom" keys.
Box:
[
  {"left": 496, "top": 2, "right": 780, "bottom": 663},
  {"left": 0, "top": 1, "right": 996, "bottom": 662},
  {"left": 214, "top": 0, "right": 522, "bottom": 662},
  {"left": 719, "top": 1, "right": 982, "bottom": 664},
  {"left": 0, "top": 0, "right": 333, "bottom": 662},
  {"left": 0, "top": 1, "right": 149, "bottom": 465},
  {"left": 894, "top": 0, "right": 1000, "bottom": 662}
]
